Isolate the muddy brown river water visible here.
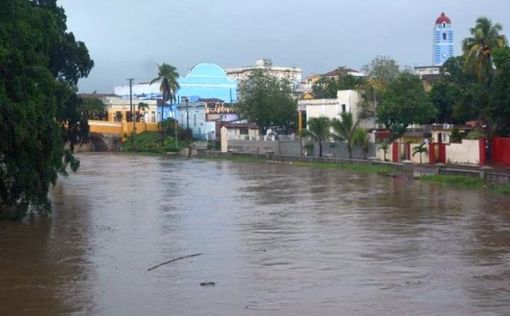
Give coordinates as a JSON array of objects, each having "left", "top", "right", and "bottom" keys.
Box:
[{"left": 1, "top": 153, "right": 509, "bottom": 315}]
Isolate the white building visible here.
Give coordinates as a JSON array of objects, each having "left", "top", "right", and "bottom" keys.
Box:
[
  {"left": 298, "top": 90, "right": 375, "bottom": 129},
  {"left": 226, "top": 59, "right": 302, "bottom": 86}
]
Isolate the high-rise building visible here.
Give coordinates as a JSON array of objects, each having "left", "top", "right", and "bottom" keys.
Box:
[{"left": 433, "top": 12, "right": 454, "bottom": 66}]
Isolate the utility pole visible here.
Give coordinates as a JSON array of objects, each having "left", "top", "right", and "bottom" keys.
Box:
[
  {"left": 127, "top": 78, "right": 134, "bottom": 149},
  {"left": 185, "top": 98, "right": 190, "bottom": 130}
]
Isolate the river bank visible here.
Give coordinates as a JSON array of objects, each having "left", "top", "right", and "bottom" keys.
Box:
[{"left": 200, "top": 151, "right": 510, "bottom": 195}]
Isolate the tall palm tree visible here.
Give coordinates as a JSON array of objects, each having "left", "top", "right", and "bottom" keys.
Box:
[
  {"left": 462, "top": 17, "right": 507, "bottom": 161},
  {"left": 412, "top": 143, "right": 428, "bottom": 165},
  {"left": 331, "top": 112, "right": 360, "bottom": 159},
  {"left": 150, "top": 63, "right": 180, "bottom": 146},
  {"left": 300, "top": 117, "right": 331, "bottom": 157},
  {"left": 462, "top": 17, "right": 507, "bottom": 83}
]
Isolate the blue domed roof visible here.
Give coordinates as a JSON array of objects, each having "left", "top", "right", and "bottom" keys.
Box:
[
  {"left": 176, "top": 62, "right": 238, "bottom": 103},
  {"left": 188, "top": 63, "right": 227, "bottom": 78}
]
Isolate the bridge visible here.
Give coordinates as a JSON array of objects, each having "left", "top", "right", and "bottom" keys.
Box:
[{"left": 83, "top": 120, "right": 159, "bottom": 151}]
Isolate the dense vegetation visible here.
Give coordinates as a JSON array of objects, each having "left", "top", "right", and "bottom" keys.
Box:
[
  {"left": 0, "top": 0, "right": 93, "bottom": 219},
  {"left": 237, "top": 68, "right": 297, "bottom": 133}
]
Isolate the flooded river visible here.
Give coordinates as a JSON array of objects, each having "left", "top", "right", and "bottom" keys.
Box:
[{"left": 1, "top": 153, "right": 509, "bottom": 315}]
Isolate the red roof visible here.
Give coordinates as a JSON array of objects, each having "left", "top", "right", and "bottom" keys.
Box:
[{"left": 435, "top": 12, "right": 451, "bottom": 25}]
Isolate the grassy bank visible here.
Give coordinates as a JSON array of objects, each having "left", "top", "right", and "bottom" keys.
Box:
[
  {"left": 202, "top": 153, "right": 398, "bottom": 175},
  {"left": 420, "top": 174, "right": 510, "bottom": 195},
  {"left": 291, "top": 161, "right": 398, "bottom": 175},
  {"left": 122, "top": 132, "right": 191, "bottom": 154},
  {"left": 202, "top": 154, "right": 267, "bottom": 163}
]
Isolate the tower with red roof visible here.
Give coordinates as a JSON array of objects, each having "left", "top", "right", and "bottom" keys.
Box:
[{"left": 433, "top": 12, "right": 454, "bottom": 66}]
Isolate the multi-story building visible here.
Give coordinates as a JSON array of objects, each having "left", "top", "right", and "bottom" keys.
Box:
[
  {"left": 297, "top": 90, "right": 375, "bottom": 130},
  {"left": 226, "top": 59, "right": 302, "bottom": 87}
]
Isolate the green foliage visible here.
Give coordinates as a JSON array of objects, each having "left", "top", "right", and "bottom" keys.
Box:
[
  {"left": 292, "top": 161, "right": 396, "bottom": 175},
  {"left": 450, "top": 128, "right": 463, "bottom": 143},
  {"left": 331, "top": 112, "right": 361, "bottom": 158},
  {"left": 439, "top": 17, "right": 509, "bottom": 140},
  {"left": 378, "top": 142, "right": 390, "bottom": 161},
  {"left": 122, "top": 132, "right": 191, "bottom": 153},
  {"left": 150, "top": 64, "right": 180, "bottom": 103},
  {"left": 0, "top": 0, "right": 93, "bottom": 219},
  {"left": 359, "top": 56, "right": 400, "bottom": 119},
  {"left": 462, "top": 17, "right": 507, "bottom": 84},
  {"left": 237, "top": 68, "right": 297, "bottom": 133},
  {"left": 81, "top": 97, "right": 106, "bottom": 120},
  {"left": 362, "top": 56, "right": 400, "bottom": 86},
  {"left": 312, "top": 68, "right": 365, "bottom": 99},
  {"left": 420, "top": 175, "right": 485, "bottom": 188},
  {"left": 429, "top": 78, "right": 462, "bottom": 123},
  {"left": 151, "top": 63, "right": 180, "bottom": 146},
  {"left": 412, "top": 143, "right": 428, "bottom": 164},
  {"left": 465, "top": 128, "right": 486, "bottom": 140},
  {"left": 300, "top": 117, "right": 331, "bottom": 157},
  {"left": 377, "top": 72, "right": 436, "bottom": 141},
  {"left": 421, "top": 174, "right": 510, "bottom": 195},
  {"left": 490, "top": 47, "right": 510, "bottom": 136},
  {"left": 352, "top": 128, "right": 369, "bottom": 157}
]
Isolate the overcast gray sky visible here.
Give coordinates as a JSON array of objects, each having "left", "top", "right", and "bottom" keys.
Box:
[{"left": 57, "top": 0, "right": 510, "bottom": 93}]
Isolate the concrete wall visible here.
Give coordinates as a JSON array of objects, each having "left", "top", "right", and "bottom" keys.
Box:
[
  {"left": 228, "top": 140, "right": 279, "bottom": 154},
  {"left": 225, "top": 139, "right": 375, "bottom": 159},
  {"left": 446, "top": 139, "right": 480, "bottom": 165},
  {"left": 278, "top": 141, "right": 302, "bottom": 156}
]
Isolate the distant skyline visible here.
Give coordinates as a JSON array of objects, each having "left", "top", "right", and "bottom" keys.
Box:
[{"left": 57, "top": 0, "right": 510, "bottom": 93}]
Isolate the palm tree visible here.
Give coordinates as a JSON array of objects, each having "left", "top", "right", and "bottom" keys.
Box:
[
  {"left": 462, "top": 17, "right": 507, "bottom": 83},
  {"left": 462, "top": 17, "right": 507, "bottom": 161},
  {"left": 150, "top": 63, "right": 180, "bottom": 146},
  {"left": 378, "top": 142, "right": 389, "bottom": 161},
  {"left": 300, "top": 117, "right": 331, "bottom": 157},
  {"left": 331, "top": 112, "right": 360, "bottom": 159},
  {"left": 138, "top": 102, "right": 149, "bottom": 130},
  {"left": 412, "top": 143, "right": 428, "bottom": 164},
  {"left": 352, "top": 127, "right": 369, "bottom": 159}
]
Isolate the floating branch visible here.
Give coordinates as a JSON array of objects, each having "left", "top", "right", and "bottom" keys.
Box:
[{"left": 147, "top": 253, "right": 203, "bottom": 271}]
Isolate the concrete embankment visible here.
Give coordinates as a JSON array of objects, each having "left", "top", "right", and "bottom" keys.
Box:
[{"left": 200, "top": 150, "right": 510, "bottom": 185}]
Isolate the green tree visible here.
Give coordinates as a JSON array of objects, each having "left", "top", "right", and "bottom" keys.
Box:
[
  {"left": 0, "top": 0, "right": 93, "bottom": 219},
  {"left": 352, "top": 127, "right": 370, "bottom": 159},
  {"left": 428, "top": 78, "right": 461, "bottom": 124},
  {"left": 138, "top": 101, "right": 149, "bottom": 123},
  {"left": 150, "top": 63, "right": 180, "bottom": 146},
  {"left": 461, "top": 17, "right": 508, "bottom": 157},
  {"left": 300, "top": 117, "right": 331, "bottom": 157},
  {"left": 463, "top": 17, "right": 507, "bottom": 84},
  {"left": 81, "top": 97, "right": 106, "bottom": 120},
  {"left": 312, "top": 67, "right": 365, "bottom": 99},
  {"left": 412, "top": 143, "right": 428, "bottom": 164},
  {"left": 331, "top": 112, "right": 360, "bottom": 159},
  {"left": 490, "top": 47, "right": 510, "bottom": 136},
  {"left": 378, "top": 142, "right": 390, "bottom": 161},
  {"left": 440, "top": 56, "right": 482, "bottom": 124},
  {"left": 237, "top": 68, "right": 297, "bottom": 133},
  {"left": 360, "top": 56, "right": 400, "bottom": 118},
  {"left": 377, "top": 72, "right": 437, "bottom": 141}
]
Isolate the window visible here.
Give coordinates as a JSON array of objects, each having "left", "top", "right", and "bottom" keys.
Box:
[
  {"left": 443, "top": 33, "right": 447, "bottom": 40},
  {"left": 193, "top": 114, "right": 197, "bottom": 126},
  {"left": 240, "top": 128, "right": 248, "bottom": 135},
  {"left": 341, "top": 104, "right": 346, "bottom": 113}
]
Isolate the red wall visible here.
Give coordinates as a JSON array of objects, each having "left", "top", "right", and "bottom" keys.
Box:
[
  {"left": 392, "top": 142, "right": 399, "bottom": 162},
  {"left": 492, "top": 137, "right": 510, "bottom": 166}
]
